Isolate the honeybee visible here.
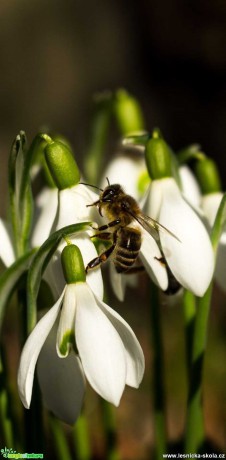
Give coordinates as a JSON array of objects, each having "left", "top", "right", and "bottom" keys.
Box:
[{"left": 83, "top": 180, "right": 180, "bottom": 293}]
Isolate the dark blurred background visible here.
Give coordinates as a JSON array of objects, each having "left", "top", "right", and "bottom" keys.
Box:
[
  {"left": 1, "top": 2, "right": 226, "bottom": 457},
  {"left": 1, "top": 0, "right": 226, "bottom": 212}
]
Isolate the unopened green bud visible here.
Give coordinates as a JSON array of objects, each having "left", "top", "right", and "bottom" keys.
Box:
[
  {"left": 45, "top": 139, "right": 80, "bottom": 190},
  {"left": 195, "top": 158, "right": 222, "bottom": 194},
  {"left": 145, "top": 129, "right": 172, "bottom": 179},
  {"left": 114, "top": 89, "right": 145, "bottom": 135},
  {"left": 61, "top": 245, "right": 86, "bottom": 284}
]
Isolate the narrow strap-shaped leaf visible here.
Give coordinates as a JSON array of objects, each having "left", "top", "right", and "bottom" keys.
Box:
[
  {"left": 19, "top": 133, "right": 50, "bottom": 205},
  {"left": 0, "top": 249, "right": 36, "bottom": 331},
  {"left": 211, "top": 192, "right": 226, "bottom": 252},
  {"left": 8, "top": 132, "right": 27, "bottom": 247},
  {"left": 27, "top": 222, "right": 92, "bottom": 333},
  {"left": 8, "top": 132, "right": 50, "bottom": 257}
]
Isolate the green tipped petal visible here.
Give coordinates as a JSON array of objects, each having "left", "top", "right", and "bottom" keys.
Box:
[
  {"left": 45, "top": 140, "right": 80, "bottom": 190},
  {"left": 145, "top": 130, "right": 172, "bottom": 179},
  {"left": 61, "top": 245, "right": 86, "bottom": 284},
  {"left": 59, "top": 330, "right": 76, "bottom": 357},
  {"left": 195, "top": 158, "right": 222, "bottom": 194}
]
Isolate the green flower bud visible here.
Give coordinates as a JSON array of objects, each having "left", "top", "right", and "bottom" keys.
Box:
[
  {"left": 195, "top": 158, "right": 222, "bottom": 194},
  {"left": 114, "top": 89, "right": 145, "bottom": 135},
  {"left": 44, "top": 139, "right": 80, "bottom": 190},
  {"left": 61, "top": 245, "right": 86, "bottom": 284},
  {"left": 145, "top": 129, "right": 172, "bottom": 179}
]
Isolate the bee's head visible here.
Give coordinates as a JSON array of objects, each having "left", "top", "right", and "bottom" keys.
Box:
[{"left": 100, "top": 184, "right": 122, "bottom": 203}]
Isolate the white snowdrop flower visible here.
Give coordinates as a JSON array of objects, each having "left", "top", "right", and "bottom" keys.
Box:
[
  {"left": 143, "top": 177, "right": 214, "bottom": 296},
  {"left": 141, "top": 132, "right": 214, "bottom": 296},
  {"left": 17, "top": 245, "right": 144, "bottom": 422}
]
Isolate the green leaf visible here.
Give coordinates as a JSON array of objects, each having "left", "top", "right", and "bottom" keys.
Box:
[
  {"left": 27, "top": 222, "right": 92, "bottom": 333},
  {"left": 8, "top": 132, "right": 51, "bottom": 258},
  {"left": 211, "top": 192, "right": 226, "bottom": 253},
  {"left": 8, "top": 132, "right": 32, "bottom": 256},
  {"left": 0, "top": 249, "right": 36, "bottom": 332}
]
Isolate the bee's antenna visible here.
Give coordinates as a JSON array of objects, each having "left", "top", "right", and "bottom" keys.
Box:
[
  {"left": 106, "top": 177, "right": 110, "bottom": 186},
  {"left": 79, "top": 182, "right": 103, "bottom": 192}
]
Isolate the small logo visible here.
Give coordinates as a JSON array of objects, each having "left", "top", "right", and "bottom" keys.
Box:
[{"left": 0, "top": 448, "right": 44, "bottom": 459}]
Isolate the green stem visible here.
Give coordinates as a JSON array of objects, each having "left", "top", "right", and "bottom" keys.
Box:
[
  {"left": 182, "top": 290, "right": 196, "bottom": 371},
  {"left": 184, "top": 284, "right": 213, "bottom": 453},
  {"left": 72, "top": 413, "right": 92, "bottom": 460},
  {"left": 84, "top": 93, "right": 112, "bottom": 184},
  {"left": 49, "top": 415, "right": 73, "bottom": 460},
  {"left": 150, "top": 285, "right": 167, "bottom": 458},
  {"left": 100, "top": 400, "right": 120, "bottom": 460}
]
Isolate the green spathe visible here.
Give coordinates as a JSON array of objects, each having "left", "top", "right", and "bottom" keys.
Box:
[
  {"left": 61, "top": 245, "right": 86, "bottom": 284},
  {"left": 195, "top": 157, "right": 222, "bottom": 194},
  {"left": 145, "top": 130, "right": 172, "bottom": 179},
  {"left": 45, "top": 139, "right": 80, "bottom": 190},
  {"left": 114, "top": 89, "right": 145, "bottom": 135}
]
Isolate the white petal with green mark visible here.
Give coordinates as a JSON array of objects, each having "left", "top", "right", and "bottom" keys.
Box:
[{"left": 57, "top": 284, "right": 77, "bottom": 357}]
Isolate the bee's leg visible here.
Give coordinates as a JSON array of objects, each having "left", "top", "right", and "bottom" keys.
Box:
[
  {"left": 154, "top": 256, "right": 166, "bottom": 266},
  {"left": 86, "top": 241, "right": 116, "bottom": 272},
  {"left": 93, "top": 219, "right": 121, "bottom": 232},
  {"left": 91, "top": 232, "right": 112, "bottom": 240},
  {"left": 155, "top": 256, "right": 181, "bottom": 294}
]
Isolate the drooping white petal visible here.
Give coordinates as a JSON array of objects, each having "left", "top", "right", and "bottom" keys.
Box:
[
  {"left": 109, "top": 263, "right": 126, "bottom": 302},
  {"left": 75, "top": 283, "right": 127, "bottom": 406},
  {"left": 109, "top": 261, "right": 139, "bottom": 302},
  {"left": 0, "top": 219, "right": 15, "bottom": 267},
  {"left": 52, "top": 183, "right": 104, "bottom": 300},
  {"left": 56, "top": 184, "right": 99, "bottom": 229},
  {"left": 159, "top": 178, "right": 214, "bottom": 296},
  {"left": 94, "top": 294, "right": 145, "bottom": 388},
  {"left": 140, "top": 230, "right": 168, "bottom": 291},
  {"left": 201, "top": 192, "right": 226, "bottom": 292},
  {"left": 31, "top": 187, "right": 58, "bottom": 247},
  {"left": 100, "top": 155, "right": 148, "bottom": 199},
  {"left": 43, "top": 249, "right": 65, "bottom": 299},
  {"left": 57, "top": 284, "right": 77, "bottom": 357},
  {"left": 17, "top": 288, "right": 65, "bottom": 409},
  {"left": 201, "top": 192, "right": 223, "bottom": 227},
  {"left": 179, "top": 165, "right": 202, "bottom": 207},
  {"left": 37, "top": 322, "right": 86, "bottom": 424},
  {"left": 143, "top": 181, "right": 163, "bottom": 220}
]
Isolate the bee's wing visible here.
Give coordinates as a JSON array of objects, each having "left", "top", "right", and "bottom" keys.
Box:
[{"left": 132, "top": 212, "right": 181, "bottom": 243}]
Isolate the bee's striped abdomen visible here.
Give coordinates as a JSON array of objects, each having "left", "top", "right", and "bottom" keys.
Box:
[{"left": 114, "top": 228, "right": 141, "bottom": 273}]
